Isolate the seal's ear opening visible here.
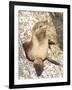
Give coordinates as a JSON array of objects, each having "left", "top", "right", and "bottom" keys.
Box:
[{"left": 34, "top": 58, "right": 44, "bottom": 76}]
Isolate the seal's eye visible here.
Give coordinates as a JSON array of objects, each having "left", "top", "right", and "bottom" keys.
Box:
[{"left": 40, "top": 25, "right": 42, "bottom": 28}]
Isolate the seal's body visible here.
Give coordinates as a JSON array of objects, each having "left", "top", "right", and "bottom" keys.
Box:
[{"left": 23, "top": 20, "right": 49, "bottom": 76}]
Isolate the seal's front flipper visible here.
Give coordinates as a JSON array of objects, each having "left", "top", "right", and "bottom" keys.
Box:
[{"left": 47, "top": 58, "right": 63, "bottom": 67}]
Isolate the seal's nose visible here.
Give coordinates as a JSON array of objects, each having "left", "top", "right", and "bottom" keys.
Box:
[
  {"left": 34, "top": 63, "right": 43, "bottom": 76},
  {"left": 33, "top": 58, "right": 44, "bottom": 76}
]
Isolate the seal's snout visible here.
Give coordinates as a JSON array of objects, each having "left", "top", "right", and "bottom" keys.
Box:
[
  {"left": 34, "top": 58, "right": 44, "bottom": 76},
  {"left": 34, "top": 63, "right": 43, "bottom": 76}
]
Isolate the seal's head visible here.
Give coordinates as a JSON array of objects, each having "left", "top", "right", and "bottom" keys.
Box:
[{"left": 34, "top": 58, "right": 44, "bottom": 76}]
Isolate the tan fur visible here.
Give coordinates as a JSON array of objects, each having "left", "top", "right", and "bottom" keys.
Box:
[
  {"left": 27, "top": 20, "right": 48, "bottom": 60},
  {"left": 23, "top": 20, "right": 48, "bottom": 76}
]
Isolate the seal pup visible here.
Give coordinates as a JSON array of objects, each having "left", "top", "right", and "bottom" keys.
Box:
[{"left": 23, "top": 20, "right": 49, "bottom": 76}]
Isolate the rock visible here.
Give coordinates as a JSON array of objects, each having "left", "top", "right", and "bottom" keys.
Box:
[{"left": 18, "top": 11, "right": 63, "bottom": 79}]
